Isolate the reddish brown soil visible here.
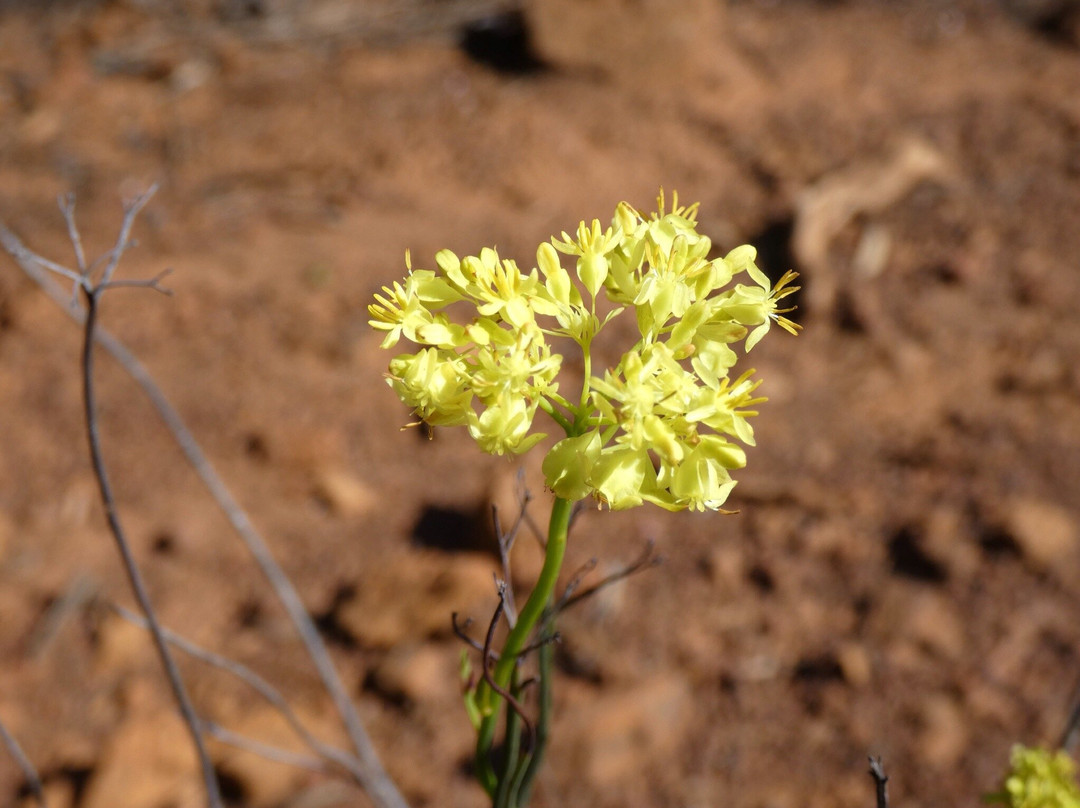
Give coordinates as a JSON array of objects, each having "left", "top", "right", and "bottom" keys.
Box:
[{"left": 3, "top": 1, "right": 1080, "bottom": 807}]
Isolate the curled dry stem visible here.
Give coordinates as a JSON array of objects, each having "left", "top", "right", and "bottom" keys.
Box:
[
  {"left": 555, "top": 539, "right": 662, "bottom": 614},
  {"left": 482, "top": 584, "right": 535, "bottom": 754}
]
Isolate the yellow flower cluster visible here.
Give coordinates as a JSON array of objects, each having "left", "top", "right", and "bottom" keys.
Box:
[
  {"left": 990, "top": 747, "right": 1080, "bottom": 808},
  {"left": 369, "top": 191, "right": 799, "bottom": 511}
]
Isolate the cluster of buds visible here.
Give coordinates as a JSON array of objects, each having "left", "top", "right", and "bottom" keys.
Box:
[{"left": 369, "top": 191, "right": 799, "bottom": 512}]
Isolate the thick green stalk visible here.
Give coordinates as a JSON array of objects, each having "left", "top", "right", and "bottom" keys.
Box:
[
  {"left": 475, "top": 496, "right": 573, "bottom": 795},
  {"left": 512, "top": 623, "right": 554, "bottom": 806},
  {"left": 493, "top": 671, "right": 523, "bottom": 808}
]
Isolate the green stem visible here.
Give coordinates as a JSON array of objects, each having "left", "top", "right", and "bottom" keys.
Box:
[
  {"left": 475, "top": 497, "right": 573, "bottom": 795},
  {"left": 537, "top": 397, "right": 573, "bottom": 434},
  {"left": 579, "top": 342, "right": 592, "bottom": 412},
  {"left": 513, "top": 619, "right": 554, "bottom": 806},
  {"left": 494, "top": 671, "right": 523, "bottom": 808}
]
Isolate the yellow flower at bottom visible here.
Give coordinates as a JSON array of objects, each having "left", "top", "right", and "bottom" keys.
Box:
[
  {"left": 663, "top": 437, "right": 742, "bottom": 512},
  {"left": 543, "top": 432, "right": 602, "bottom": 502},
  {"left": 388, "top": 349, "right": 472, "bottom": 426},
  {"left": 589, "top": 447, "right": 658, "bottom": 510},
  {"left": 467, "top": 397, "right": 545, "bottom": 456}
]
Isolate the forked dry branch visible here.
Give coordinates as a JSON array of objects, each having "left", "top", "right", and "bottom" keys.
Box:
[{"left": 0, "top": 191, "right": 410, "bottom": 808}]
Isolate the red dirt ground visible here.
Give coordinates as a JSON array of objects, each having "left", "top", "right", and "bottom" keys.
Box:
[{"left": 2, "top": 1, "right": 1080, "bottom": 807}]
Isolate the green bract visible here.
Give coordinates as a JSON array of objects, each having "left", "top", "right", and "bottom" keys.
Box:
[{"left": 369, "top": 191, "right": 800, "bottom": 511}]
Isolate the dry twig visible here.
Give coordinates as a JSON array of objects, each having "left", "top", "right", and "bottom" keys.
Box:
[
  {"left": 109, "top": 603, "right": 361, "bottom": 779},
  {"left": 0, "top": 715, "right": 46, "bottom": 808},
  {"left": 868, "top": 756, "right": 890, "bottom": 808},
  {"left": 0, "top": 194, "right": 410, "bottom": 808}
]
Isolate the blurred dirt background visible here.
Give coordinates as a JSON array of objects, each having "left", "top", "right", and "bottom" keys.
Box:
[{"left": 2, "top": 0, "right": 1080, "bottom": 806}]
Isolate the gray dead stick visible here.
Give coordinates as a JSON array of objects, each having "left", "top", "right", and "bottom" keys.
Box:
[{"left": 0, "top": 218, "right": 409, "bottom": 808}]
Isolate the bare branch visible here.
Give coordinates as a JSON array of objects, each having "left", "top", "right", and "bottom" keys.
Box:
[
  {"left": 868, "top": 756, "right": 889, "bottom": 808},
  {"left": 556, "top": 540, "right": 661, "bottom": 614},
  {"left": 57, "top": 192, "right": 87, "bottom": 275},
  {"left": 99, "top": 267, "right": 174, "bottom": 295},
  {"left": 491, "top": 469, "right": 537, "bottom": 629},
  {"left": 0, "top": 715, "right": 46, "bottom": 808},
  {"left": 27, "top": 252, "right": 85, "bottom": 286},
  {"left": 556, "top": 557, "right": 598, "bottom": 609},
  {"left": 202, "top": 721, "right": 331, "bottom": 775},
  {"left": 108, "top": 603, "right": 361, "bottom": 779},
  {"left": 78, "top": 204, "right": 223, "bottom": 807},
  {"left": 27, "top": 574, "right": 98, "bottom": 658},
  {"left": 491, "top": 505, "right": 517, "bottom": 628},
  {"left": 98, "top": 184, "right": 157, "bottom": 286},
  {"left": 523, "top": 509, "right": 546, "bottom": 548},
  {"left": 453, "top": 611, "right": 557, "bottom": 663},
  {"left": 0, "top": 204, "right": 410, "bottom": 808},
  {"left": 452, "top": 612, "right": 488, "bottom": 656},
  {"left": 481, "top": 583, "right": 534, "bottom": 753}
]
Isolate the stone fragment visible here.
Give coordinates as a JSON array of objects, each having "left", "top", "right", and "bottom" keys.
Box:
[
  {"left": 212, "top": 704, "right": 312, "bottom": 807},
  {"left": 836, "top": 642, "right": 872, "bottom": 688},
  {"left": 368, "top": 643, "right": 453, "bottom": 706},
  {"left": 572, "top": 674, "right": 692, "bottom": 788},
  {"left": 21, "top": 779, "right": 74, "bottom": 808},
  {"left": 312, "top": 468, "right": 378, "bottom": 518},
  {"left": 1003, "top": 496, "right": 1078, "bottom": 572},
  {"left": 917, "top": 693, "right": 968, "bottom": 769},
  {"left": 94, "top": 610, "right": 153, "bottom": 673},
  {"left": 337, "top": 553, "right": 496, "bottom": 649},
  {"left": 901, "top": 590, "right": 966, "bottom": 660},
  {"left": 81, "top": 710, "right": 202, "bottom": 808}
]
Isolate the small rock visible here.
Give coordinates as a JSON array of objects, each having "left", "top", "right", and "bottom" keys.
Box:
[
  {"left": 736, "top": 653, "right": 783, "bottom": 682},
  {"left": 312, "top": 468, "right": 378, "bottom": 518},
  {"left": 1003, "top": 496, "right": 1078, "bottom": 572},
  {"left": 22, "top": 779, "right": 75, "bottom": 808},
  {"left": 337, "top": 553, "right": 496, "bottom": 648},
  {"left": 967, "top": 681, "right": 1017, "bottom": 727},
  {"left": 701, "top": 544, "right": 746, "bottom": 590},
  {"left": 368, "top": 644, "right": 452, "bottom": 706},
  {"left": 923, "top": 504, "right": 978, "bottom": 579},
  {"left": 94, "top": 611, "right": 153, "bottom": 673},
  {"left": 212, "top": 703, "right": 313, "bottom": 807},
  {"left": 917, "top": 693, "right": 968, "bottom": 769},
  {"left": 902, "top": 590, "right": 965, "bottom": 660},
  {"left": 81, "top": 710, "right": 202, "bottom": 808},
  {"left": 573, "top": 674, "right": 692, "bottom": 788},
  {"left": 836, "top": 642, "right": 872, "bottom": 688}
]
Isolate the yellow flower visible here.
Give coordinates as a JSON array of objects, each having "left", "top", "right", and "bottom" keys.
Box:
[
  {"left": 467, "top": 396, "right": 545, "bottom": 456},
  {"left": 368, "top": 278, "right": 432, "bottom": 349},
  {"left": 663, "top": 438, "right": 740, "bottom": 512},
  {"left": 719, "top": 260, "right": 802, "bottom": 351},
  {"left": 589, "top": 446, "right": 658, "bottom": 510},
  {"left": 387, "top": 348, "right": 473, "bottom": 427},
  {"left": 989, "top": 747, "right": 1080, "bottom": 808},
  {"left": 543, "top": 431, "right": 602, "bottom": 501},
  {"left": 551, "top": 218, "right": 622, "bottom": 299},
  {"left": 371, "top": 190, "right": 798, "bottom": 511}
]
